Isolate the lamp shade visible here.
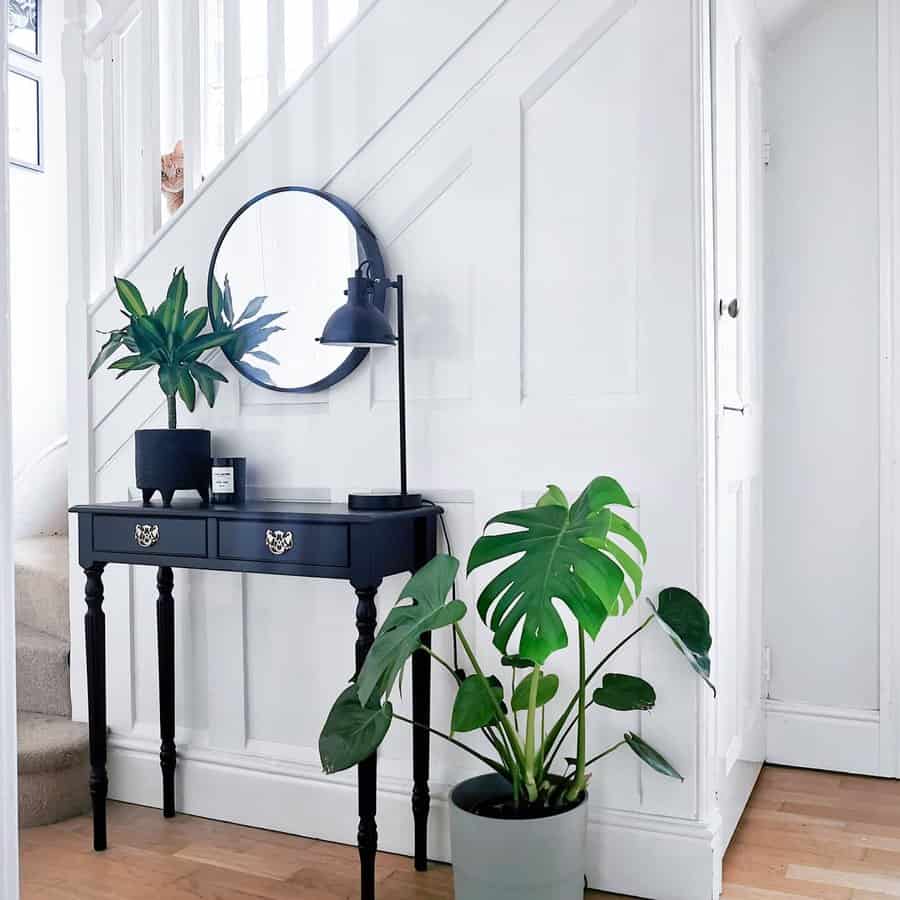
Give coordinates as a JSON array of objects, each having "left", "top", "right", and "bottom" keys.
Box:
[{"left": 317, "top": 275, "right": 397, "bottom": 348}]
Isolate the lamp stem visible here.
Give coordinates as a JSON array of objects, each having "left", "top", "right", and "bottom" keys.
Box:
[{"left": 396, "top": 274, "right": 408, "bottom": 497}]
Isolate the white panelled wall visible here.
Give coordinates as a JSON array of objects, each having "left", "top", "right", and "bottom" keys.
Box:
[{"left": 67, "top": 1, "right": 729, "bottom": 897}]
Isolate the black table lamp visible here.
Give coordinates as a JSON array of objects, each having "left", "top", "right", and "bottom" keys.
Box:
[{"left": 318, "top": 266, "right": 422, "bottom": 511}]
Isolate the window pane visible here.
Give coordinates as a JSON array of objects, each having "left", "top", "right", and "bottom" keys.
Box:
[
  {"left": 240, "top": 0, "right": 267, "bottom": 134},
  {"left": 284, "top": 0, "right": 313, "bottom": 85},
  {"left": 7, "top": 69, "right": 39, "bottom": 167}
]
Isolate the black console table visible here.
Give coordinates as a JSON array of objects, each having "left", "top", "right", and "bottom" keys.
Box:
[{"left": 69, "top": 499, "right": 441, "bottom": 900}]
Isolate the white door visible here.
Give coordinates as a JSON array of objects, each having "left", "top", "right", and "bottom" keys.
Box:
[{"left": 713, "top": 0, "right": 766, "bottom": 852}]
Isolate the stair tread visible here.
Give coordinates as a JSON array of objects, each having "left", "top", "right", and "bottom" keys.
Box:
[
  {"left": 17, "top": 712, "right": 89, "bottom": 774},
  {"left": 15, "top": 621, "right": 69, "bottom": 653},
  {"left": 15, "top": 535, "right": 69, "bottom": 585}
]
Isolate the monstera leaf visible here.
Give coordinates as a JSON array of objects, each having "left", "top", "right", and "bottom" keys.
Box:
[
  {"left": 319, "top": 685, "right": 393, "bottom": 774},
  {"left": 592, "top": 674, "right": 656, "bottom": 711},
  {"left": 510, "top": 670, "right": 559, "bottom": 711},
  {"left": 466, "top": 477, "right": 647, "bottom": 665},
  {"left": 649, "top": 587, "right": 716, "bottom": 696},
  {"left": 355, "top": 555, "right": 465, "bottom": 707},
  {"left": 451, "top": 674, "right": 504, "bottom": 734}
]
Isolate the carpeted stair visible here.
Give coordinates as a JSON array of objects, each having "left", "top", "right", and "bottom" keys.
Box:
[{"left": 15, "top": 536, "right": 90, "bottom": 827}]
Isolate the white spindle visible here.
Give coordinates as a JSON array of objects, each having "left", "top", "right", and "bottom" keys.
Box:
[
  {"left": 141, "top": 0, "right": 161, "bottom": 238},
  {"left": 182, "top": 0, "right": 202, "bottom": 200},
  {"left": 267, "top": 0, "right": 285, "bottom": 108},
  {"left": 102, "top": 34, "right": 123, "bottom": 281},
  {"left": 223, "top": 0, "right": 242, "bottom": 152},
  {"left": 312, "top": 0, "right": 329, "bottom": 58},
  {"left": 63, "top": 0, "right": 94, "bottom": 505}
]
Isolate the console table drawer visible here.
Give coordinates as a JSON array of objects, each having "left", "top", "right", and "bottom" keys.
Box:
[
  {"left": 93, "top": 515, "right": 207, "bottom": 557},
  {"left": 217, "top": 520, "right": 349, "bottom": 568}
]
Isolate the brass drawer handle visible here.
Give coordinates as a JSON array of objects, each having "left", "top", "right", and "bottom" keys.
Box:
[
  {"left": 134, "top": 524, "right": 160, "bottom": 548},
  {"left": 265, "top": 529, "right": 294, "bottom": 556}
]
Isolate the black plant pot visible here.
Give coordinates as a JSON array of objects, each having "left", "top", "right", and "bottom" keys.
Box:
[{"left": 135, "top": 429, "right": 211, "bottom": 507}]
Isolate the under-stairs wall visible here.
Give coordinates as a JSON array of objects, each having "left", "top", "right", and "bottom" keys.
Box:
[{"left": 67, "top": 2, "right": 719, "bottom": 896}]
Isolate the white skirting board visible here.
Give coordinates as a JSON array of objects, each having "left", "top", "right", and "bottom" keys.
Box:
[
  {"left": 107, "top": 732, "right": 720, "bottom": 900},
  {"left": 765, "top": 700, "right": 881, "bottom": 776}
]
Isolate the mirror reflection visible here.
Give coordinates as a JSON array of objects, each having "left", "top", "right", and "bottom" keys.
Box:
[{"left": 210, "top": 189, "right": 364, "bottom": 392}]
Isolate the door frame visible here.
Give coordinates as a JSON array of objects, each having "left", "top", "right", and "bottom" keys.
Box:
[
  {"left": 0, "top": 0, "right": 21, "bottom": 895},
  {"left": 878, "top": 0, "right": 900, "bottom": 779}
]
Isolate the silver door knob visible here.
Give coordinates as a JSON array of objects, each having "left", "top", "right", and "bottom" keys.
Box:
[{"left": 720, "top": 297, "right": 739, "bottom": 318}]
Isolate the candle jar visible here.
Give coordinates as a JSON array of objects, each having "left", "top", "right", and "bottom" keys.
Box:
[{"left": 210, "top": 457, "right": 246, "bottom": 505}]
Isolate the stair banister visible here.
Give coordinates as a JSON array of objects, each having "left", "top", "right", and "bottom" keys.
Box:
[
  {"left": 223, "top": 0, "right": 242, "bottom": 155},
  {"left": 141, "top": 0, "right": 162, "bottom": 241},
  {"left": 268, "top": 0, "right": 286, "bottom": 107},
  {"left": 182, "top": 0, "right": 202, "bottom": 204},
  {"left": 63, "top": 0, "right": 95, "bottom": 506}
]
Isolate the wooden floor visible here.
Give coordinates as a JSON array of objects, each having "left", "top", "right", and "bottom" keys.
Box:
[{"left": 19, "top": 765, "right": 900, "bottom": 899}]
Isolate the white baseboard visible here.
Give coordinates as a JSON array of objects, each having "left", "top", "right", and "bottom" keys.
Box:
[
  {"left": 765, "top": 700, "right": 881, "bottom": 776},
  {"left": 107, "top": 731, "right": 719, "bottom": 900}
]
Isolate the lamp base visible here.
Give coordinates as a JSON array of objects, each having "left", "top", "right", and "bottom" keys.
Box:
[{"left": 348, "top": 492, "right": 424, "bottom": 512}]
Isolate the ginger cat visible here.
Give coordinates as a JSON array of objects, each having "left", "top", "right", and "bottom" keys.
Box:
[{"left": 161, "top": 140, "right": 184, "bottom": 214}]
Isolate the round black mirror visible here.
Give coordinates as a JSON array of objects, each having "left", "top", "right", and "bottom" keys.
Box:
[{"left": 207, "top": 186, "right": 387, "bottom": 393}]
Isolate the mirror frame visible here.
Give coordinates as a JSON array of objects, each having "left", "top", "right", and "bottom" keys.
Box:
[{"left": 207, "top": 185, "right": 387, "bottom": 394}]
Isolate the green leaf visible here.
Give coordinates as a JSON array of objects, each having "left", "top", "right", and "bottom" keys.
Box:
[
  {"left": 623, "top": 732, "right": 683, "bottom": 781},
  {"left": 177, "top": 368, "right": 196, "bottom": 412},
  {"left": 510, "top": 670, "right": 559, "bottom": 711},
  {"left": 592, "top": 674, "right": 656, "bottom": 711},
  {"left": 356, "top": 555, "right": 466, "bottom": 707},
  {"left": 180, "top": 307, "right": 208, "bottom": 342},
  {"left": 319, "top": 685, "right": 393, "bottom": 775},
  {"left": 467, "top": 483, "right": 631, "bottom": 664},
  {"left": 210, "top": 277, "right": 224, "bottom": 329},
  {"left": 176, "top": 330, "right": 236, "bottom": 362},
  {"left": 190, "top": 366, "right": 216, "bottom": 407},
  {"left": 130, "top": 315, "right": 168, "bottom": 355},
  {"left": 189, "top": 361, "right": 227, "bottom": 408},
  {"left": 108, "top": 353, "right": 155, "bottom": 373},
  {"left": 89, "top": 331, "right": 126, "bottom": 378},
  {"left": 158, "top": 365, "right": 179, "bottom": 397},
  {"left": 500, "top": 654, "right": 534, "bottom": 669},
  {"left": 451, "top": 675, "right": 503, "bottom": 734},
  {"left": 222, "top": 275, "right": 234, "bottom": 323},
  {"left": 235, "top": 295, "right": 267, "bottom": 324},
  {"left": 649, "top": 587, "right": 716, "bottom": 696},
  {"left": 609, "top": 513, "right": 647, "bottom": 564},
  {"left": 570, "top": 476, "right": 634, "bottom": 520},
  {"left": 114, "top": 276, "right": 147, "bottom": 317},
  {"left": 537, "top": 485, "right": 568, "bottom": 508},
  {"left": 190, "top": 360, "right": 228, "bottom": 383},
  {"left": 166, "top": 268, "right": 188, "bottom": 333}
]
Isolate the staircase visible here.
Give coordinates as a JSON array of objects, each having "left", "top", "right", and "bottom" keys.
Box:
[{"left": 15, "top": 536, "right": 90, "bottom": 827}]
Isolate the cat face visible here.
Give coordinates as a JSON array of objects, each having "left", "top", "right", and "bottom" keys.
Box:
[{"left": 161, "top": 140, "right": 184, "bottom": 194}]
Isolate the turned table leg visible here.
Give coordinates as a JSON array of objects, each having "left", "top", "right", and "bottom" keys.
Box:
[
  {"left": 353, "top": 582, "right": 380, "bottom": 900},
  {"left": 156, "top": 566, "right": 176, "bottom": 818},
  {"left": 84, "top": 563, "right": 108, "bottom": 852}
]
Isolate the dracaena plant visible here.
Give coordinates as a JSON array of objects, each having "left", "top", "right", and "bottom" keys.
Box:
[
  {"left": 319, "top": 476, "right": 715, "bottom": 811},
  {"left": 88, "top": 269, "right": 282, "bottom": 428}
]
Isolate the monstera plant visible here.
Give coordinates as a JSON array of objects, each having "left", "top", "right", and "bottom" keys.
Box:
[{"left": 319, "top": 476, "right": 714, "bottom": 900}]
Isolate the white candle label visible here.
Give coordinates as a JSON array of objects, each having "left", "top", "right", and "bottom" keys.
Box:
[{"left": 211, "top": 467, "right": 235, "bottom": 493}]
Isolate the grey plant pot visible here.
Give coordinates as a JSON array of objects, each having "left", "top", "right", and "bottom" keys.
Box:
[{"left": 449, "top": 774, "right": 588, "bottom": 900}]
